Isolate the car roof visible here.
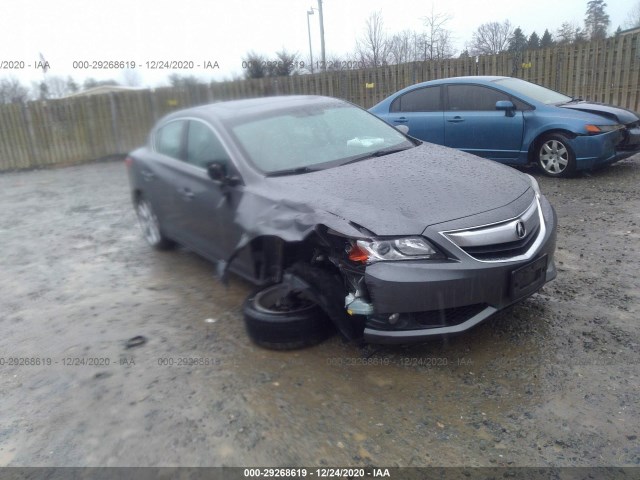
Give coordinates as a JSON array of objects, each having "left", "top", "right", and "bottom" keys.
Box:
[
  {"left": 160, "top": 95, "right": 346, "bottom": 125},
  {"left": 407, "top": 75, "right": 509, "bottom": 88}
]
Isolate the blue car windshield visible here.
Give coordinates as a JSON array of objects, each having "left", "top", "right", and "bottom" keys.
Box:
[
  {"left": 493, "top": 78, "right": 572, "bottom": 105},
  {"left": 230, "top": 104, "right": 412, "bottom": 174}
]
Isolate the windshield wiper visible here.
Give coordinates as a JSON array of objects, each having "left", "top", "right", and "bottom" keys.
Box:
[
  {"left": 341, "top": 145, "right": 413, "bottom": 166},
  {"left": 266, "top": 166, "right": 319, "bottom": 177}
]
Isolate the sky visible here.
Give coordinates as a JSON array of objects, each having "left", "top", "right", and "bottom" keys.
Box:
[{"left": 0, "top": 0, "right": 633, "bottom": 89}]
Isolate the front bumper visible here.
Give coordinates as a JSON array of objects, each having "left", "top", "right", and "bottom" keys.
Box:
[
  {"left": 361, "top": 196, "right": 557, "bottom": 344},
  {"left": 615, "top": 123, "right": 640, "bottom": 161}
]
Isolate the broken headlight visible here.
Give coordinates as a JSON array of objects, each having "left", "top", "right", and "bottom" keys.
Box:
[{"left": 349, "top": 237, "right": 444, "bottom": 263}]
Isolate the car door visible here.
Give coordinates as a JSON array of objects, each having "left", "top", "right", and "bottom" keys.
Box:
[
  {"left": 171, "top": 119, "right": 242, "bottom": 262},
  {"left": 444, "top": 84, "right": 525, "bottom": 161},
  {"left": 143, "top": 119, "right": 188, "bottom": 239},
  {"left": 385, "top": 86, "right": 444, "bottom": 144}
]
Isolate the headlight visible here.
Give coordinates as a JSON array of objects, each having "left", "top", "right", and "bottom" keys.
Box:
[
  {"left": 585, "top": 124, "right": 623, "bottom": 134},
  {"left": 526, "top": 174, "right": 541, "bottom": 198},
  {"left": 349, "top": 237, "right": 444, "bottom": 263}
]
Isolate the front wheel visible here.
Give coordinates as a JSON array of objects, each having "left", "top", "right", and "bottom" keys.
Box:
[
  {"left": 135, "top": 196, "right": 174, "bottom": 249},
  {"left": 243, "top": 283, "right": 335, "bottom": 350},
  {"left": 536, "top": 134, "right": 577, "bottom": 178}
]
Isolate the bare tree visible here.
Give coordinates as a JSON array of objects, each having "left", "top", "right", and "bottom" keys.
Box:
[
  {"left": 469, "top": 20, "right": 513, "bottom": 55},
  {"left": 0, "top": 77, "right": 29, "bottom": 104},
  {"left": 388, "top": 30, "right": 418, "bottom": 65},
  {"left": 556, "top": 21, "right": 587, "bottom": 44},
  {"left": 624, "top": 0, "right": 640, "bottom": 28},
  {"left": 355, "top": 11, "right": 390, "bottom": 67},
  {"left": 420, "top": 7, "right": 455, "bottom": 60},
  {"left": 33, "top": 75, "right": 79, "bottom": 99}
]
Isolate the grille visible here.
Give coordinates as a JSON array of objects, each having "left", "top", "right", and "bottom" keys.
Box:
[
  {"left": 461, "top": 225, "right": 540, "bottom": 261},
  {"left": 442, "top": 199, "right": 543, "bottom": 262}
]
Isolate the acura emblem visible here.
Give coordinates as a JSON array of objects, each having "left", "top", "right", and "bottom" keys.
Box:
[{"left": 516, "top": 221, "right": 526, "bottom": 239}]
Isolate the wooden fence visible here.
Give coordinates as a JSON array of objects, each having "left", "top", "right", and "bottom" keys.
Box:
[{"left": 0, "top": 32, "right": 639, "bottom": 171}]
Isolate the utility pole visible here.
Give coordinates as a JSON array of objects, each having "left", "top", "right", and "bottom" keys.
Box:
[
  {"left": 317, "top": 0, "right": 326, "bottom": 71},
  {"left": 307, "top": 9, "right": 315, "bottom": 73}
]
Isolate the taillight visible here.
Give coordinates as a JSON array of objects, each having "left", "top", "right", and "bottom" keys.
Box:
[{"left": 124, "top": 156, "right": 133, "bottom": 168}]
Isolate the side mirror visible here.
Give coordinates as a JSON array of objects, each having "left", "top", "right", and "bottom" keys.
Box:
[
  {"left": 395, "top": 124, "right": 410, "bottom": 135},
  {"left": 496, "top": 100, "right": 516, "bottom": 117},
  {"left": 207, "top": 161, "right": 227, "bottom": 182}
]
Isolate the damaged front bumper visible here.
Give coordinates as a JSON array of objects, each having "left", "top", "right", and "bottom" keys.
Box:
[
  {"left": 358, "top": 198, "right": 557, "bottom": 344},
  {"left": 615, "top": 122, "right": 640, "bottom": 161}
]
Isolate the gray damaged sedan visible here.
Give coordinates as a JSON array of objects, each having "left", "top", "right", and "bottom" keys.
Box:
[{"left": 126, "top": 95, "right": 557, "bottom": 348}]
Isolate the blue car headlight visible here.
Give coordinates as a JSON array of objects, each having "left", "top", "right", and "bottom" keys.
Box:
[{"left": 585, "top": 124, "right": 624, "bottom": 134}]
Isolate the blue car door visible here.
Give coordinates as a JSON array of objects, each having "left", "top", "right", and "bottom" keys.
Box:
[
  {"left": 383, "top": 85, "right": 444, "bottom": 144},
  {"left": 444, "top": 84, "right": 525, "bottom": 162}
]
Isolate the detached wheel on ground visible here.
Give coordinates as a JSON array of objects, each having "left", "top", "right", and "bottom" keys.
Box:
[
  {"left": 536, "top": 134, "right": 577, "bottom": 178},
  {"left": 243, "top": 283, "right": 336, "bottom": 350},
  {"left": 135, "top": 196, "right": 174, "bottom": 249}
]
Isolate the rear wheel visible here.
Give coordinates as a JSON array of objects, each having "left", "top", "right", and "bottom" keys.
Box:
[
  {"left": 536, "top": 134, "right": 576, "bottom": 178},
  {"left": 135, "top": 196, "right": 174, "bottom": 249},
  {"left": 243, "top": 283, "right": 335, "bottom": 350}
]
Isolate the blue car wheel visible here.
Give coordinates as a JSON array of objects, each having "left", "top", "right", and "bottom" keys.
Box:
[{"left": 537, "top": 134, "right": 577, "bottom": 178}]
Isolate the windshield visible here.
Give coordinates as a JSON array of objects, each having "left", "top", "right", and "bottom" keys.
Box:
[
  {"left": 493, "top": 78, "right": 572, "bottom": 105},
  {"left": 230, "top": 103, "right": 412, "bottom": 174}
]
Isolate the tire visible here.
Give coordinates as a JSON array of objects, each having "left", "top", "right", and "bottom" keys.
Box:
[
  {"left": 243, "top": 283, "right": 335, "bottom": 350},
  {"left": 135, "top": 196, "right": 174, "bottom": 249},
  {"left": 536, "top": 134, "right": 577, "bottom": 178}
]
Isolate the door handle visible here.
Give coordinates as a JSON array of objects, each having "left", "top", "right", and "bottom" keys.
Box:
[
  {"left": 179, "top": 188, "right": 194, "bottom": 200},
  {"left": 392, "top": 117, "right": 408, "bottom": 123},
  {"left": 447, "top": 116, "right": 464, "bottom": 123},
  {"left": 141, "top": 170, "right": 155, "bottom": 181}
]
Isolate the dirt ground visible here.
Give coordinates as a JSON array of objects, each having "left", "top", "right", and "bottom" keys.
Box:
[{"left": 0, "top": 155, "right": 638, "bottom": 468}]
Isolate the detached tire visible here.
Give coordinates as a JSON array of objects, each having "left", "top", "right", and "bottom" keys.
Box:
[{"left": 243, "top": 283, "right": 335, "bottom": 350}]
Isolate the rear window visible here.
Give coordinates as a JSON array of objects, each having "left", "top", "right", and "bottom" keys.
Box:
[
  {"left": 155, "top": 121, "right": 185, "bottom": 159},
  {"left": 390, "top": 86, "right": 441, "bottom": 112}
]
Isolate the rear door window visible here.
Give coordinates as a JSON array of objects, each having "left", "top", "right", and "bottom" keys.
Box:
[
  {"left": 391, "top": 86, "right": 441, "bottom": 112},
  {"left": 155, "top": 120, "right": 186, "bottom": 159}
]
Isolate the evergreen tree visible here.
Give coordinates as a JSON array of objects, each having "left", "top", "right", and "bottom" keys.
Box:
[
  {"left": 585, "top": 0, "right": 610, "bottom": 40},
  {"left": 540, "top": 29, "right": 554, "bottom": 48},
  {"left": 508, "top": 27, "right": 528, "bottom": 53},
  {"left": 528, "top": 31, "right": 540, "bottom": 49}
]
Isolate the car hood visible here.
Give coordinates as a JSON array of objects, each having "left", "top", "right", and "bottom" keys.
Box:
[
  {"left": 246, "top": 143, "right": 532, "bottom": 237},
  {"left": 559, "top": 101, "right": 640, "bottom": 125}
]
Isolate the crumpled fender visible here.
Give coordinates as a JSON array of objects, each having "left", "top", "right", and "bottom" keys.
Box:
[
  {"left": 215, "top": 190, "right": 364, "bottom": 340},
  {"left": 217, "top": 190, "right": 363, "bottom": 283}
]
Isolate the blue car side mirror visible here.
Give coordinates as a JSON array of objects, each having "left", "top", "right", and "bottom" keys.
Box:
[{"left": 496, "top": 100, "right": 516, "bottom": 117}]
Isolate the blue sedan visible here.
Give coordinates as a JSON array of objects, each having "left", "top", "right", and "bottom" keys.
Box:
[{"left": 370, "top": 76, "right": 640, "bottom": 177}]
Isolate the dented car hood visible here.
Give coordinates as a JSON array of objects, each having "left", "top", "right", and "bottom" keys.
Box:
[
  {"left": 237, "top": 143, "right": 532, "bottom": 238},
  {"left": 560, "top": 101, "right": 640, "bottom": 124}
]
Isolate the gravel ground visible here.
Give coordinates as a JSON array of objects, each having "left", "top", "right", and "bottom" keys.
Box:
[{"left": 0, "top": 156, "right": 638, "bottom": 467}]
